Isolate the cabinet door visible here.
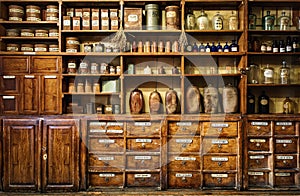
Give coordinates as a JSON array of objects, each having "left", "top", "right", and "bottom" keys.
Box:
[
  {"left": 0, "top": 75, "right": 21, "bottom": 94},
  {"left": 40, "top": 75, "right": 62, "bottom": 114},
  {"left": 2, "top": 119, "right": 41, "bottom": 192},
  {"left": 31, "top": 56, "right": 61, "bottom": 73},
  {"left": 42, "top": 119, "right": 80, "bottom": 192},
  {"left": 0, "top": 56, "right": 29, "bottom": 74},
  {"left": 0, "top": 95, "right": 20, "bottom": 115},
  {"left": 20, "top": 75, "right": 39, "bottom": 115}
]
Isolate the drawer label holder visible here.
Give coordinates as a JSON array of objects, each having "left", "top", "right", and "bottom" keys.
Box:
[
  {"left": 176, "top": 173, "right": 192, "bottom": 178},
  {"left": 211, "top": 157, "right": 228, "bottom": 162},
  {"left": 134, "top": 174, "right": 151, "bottom": 178},
  {"left": 98, "top": 156, "right": 114, "bottom": 161},
  {"left": 175, "top": 157, "right": 196, "bottom": 161},
  {"left": 99, "top": 173, "right": 115, "bottom": 177},
  {"left": 251, "top": 122, "right": 268, "bottom": 126},
  {"left": 176, "top": 122, "right": 192, "bottom": 126},
  {"left": 276, "top": 156, "right": 293, "bottom": 160},
  {"left": 135, "top": 156, "right": 151, "bottom": 160},
  {"left": 276, "top": 122, "right": 292, "bottom": 126}
]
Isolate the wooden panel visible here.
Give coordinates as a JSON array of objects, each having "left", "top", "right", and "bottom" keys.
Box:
[
  {"left": 274, "top": 172, "right": 296, "bottom": 187},
  {"left": 2, "top": 119, "right": 40, "bottom": 191},
  {"left": 0, "top": 75, "right": 20, "bottom": 94},
  {"left": 203, "top": 173, "right": 236, "bottom": 188},
  {"left": 202, "top": 122, "right": 237, "bottom": 137},
  {"left": 167, "top": 136, "right": 200, "bottom": 153},
  {"left": 127, "top": 121, "right": 162, "bottom": 136},
  {"left": 275, "top": 155, "right": 297, "bottom": 169},
  {"left": 202, "top": 138, "right": 237, "bottom": 154},
  {"left": 203, "top": 155, "right": 237, "bottom": 171},
  {"left": 42, "top": 119, "right": 80, "bottom": 192},
  {"left": 89, "top": 173, "right": 123, "bottom": 187},
  {"left": 31, "top": 56, "right": 61, "bottom": 73},
  {"left": 247, "top": 172, "right": 271, "bottom": 188},
  {"left": 126, "top": 173, "right": 160, "bottom": 187},
  {"left": 127, "top": 138, "right": 160, "bottom": 152},
  {"left": 0, "top": 95, "right": 19, "bottom": 115},
  {"left": 168, "top": 172, "right": 201, "bottom": 188},
  {"left": 248, "top": 138, "right": 270, "bottom": 151},
  {"left": 247, "top": 121, "right": 271, "bottom": 136},
  {"left": 89, "top": 154, "right": 124, "bottom": 171},
  {"left": 126, "top": 155, "right": 160, "bottom": 170},
  {"left": 274, "top": 138, "right": 298, "bottom": 154},
  {"left": 20, "top": 75, "right": 39, "bottom": 115},
  {"left": 89, "top": 137, "right": 124, "bottom": 152},
  {"left": 274, "top": 122, "right": 295, "bottom": 135},
  {"left": 167, "top": 155, "right": 201, "bottom": 171},
  {"left": 0, "top": 56, "right": 29, "bottom": 74},
  {"left": 248, "top": 154, "right": 271, "bottom": 169},
  {"left": 168, "top": 121, "right": 201, "bottom": 135}
]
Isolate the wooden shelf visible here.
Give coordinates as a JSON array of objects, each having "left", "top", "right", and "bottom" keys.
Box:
[
  {"left": 63, "top": 92, "right": 120, "bottom": 95},
  {"left": 185, "top": 73, "right": 242, "bottom": 77},
  {"left": 1, "top": 36, "right": 58, "bottom": 40},
  {"left": 0, "top": 21, "right": 58, "bottom": 25},
  {"left": 247, "top": 52, "right": 300, "bottom": 55},
  {"left": 0, "top": 51, "right": 61, "bottom": 55},
  {"left": 247, "top": 84, "right": 300, "bottom": 87},
  {"left": 62, "top": 74, "right": 121, "bottom": 77}
]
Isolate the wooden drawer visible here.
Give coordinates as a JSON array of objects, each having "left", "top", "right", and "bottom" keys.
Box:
[
  {"left": 0, "top": 56, "right": 29, "bottom": 74},
  {"left": 89, "top": 172, "right": 123, "bottom": 187},
  {"left": 248, "top": 154, "right": 270, "bottom": 169},
  {"left": 275, "top": 155, "right": 298, "bottom": 169},
  {"left": 203, "top": 173, "right": 236, "bottom": 188},
  {"left": 0, "top": 95, "right": 19, "bottom": 115},
  {"left": 89, "top": 154, "right": 124, "bottom": 171},
  {"left": 89, "top": 137, "right": 124, "bottom": 152},
  {"left": 126, "top": 138, "right": 160, "bottom": 152},
  {"left": 168, "top": 121, "right": 200, "bottom": 135},
  {"left": 248, "top": 138, "right": 270, "bottom": 151},
  {"left": 168, "top": 155, "right": 200, "bottom": 171},
  {"left": 127, "top": 121, "right": 161, "bottom": 136},
  {"left": 31, "top": 56, "right": 61, "bottom": 73},
  {"left": 203, "top": 156, "right": 237, "bottom": 171},
  {"left": 248, "top": 121, "right": 271, "bottom": 136},
  {"left": 89, "top": 121, "right": 124, "bottom": 136},
  {"left": 126, "top": 173, "right": 160, "bottom": 187},
  {"left": 275, "top": 122, "right": 295, "bottom": 135},
  {"left": 202, "top": 122, "right": 237, "bottom": 137},
  {"left": 274, "top": 172, "right": 297, "bottom": 187},
  {"left": 168, "top": 136, "right": 200, "bottom": 153},
  {"left": 168, "top": 172, "right": 201, "bottom": 188},
  {"left": 247, "top": 171, "right": 270, "bottom": 187},
  {"left": 202, "top": 138, "right": 237, "bottom": 154},
  {"left": 275, "top": 138, "right": 298, "bottom": 153},
  {"left": 126, "top": 155, "right": 160, "bottom": 170},
  {"left": 0, "top": 76, "right": 20, "bottom": 94}
]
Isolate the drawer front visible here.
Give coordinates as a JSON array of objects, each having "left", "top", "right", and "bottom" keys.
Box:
[
  {"left": 247, "top": 121, "right": 271, "bottom": 136},
  {"left": 168, "top": 172, "right": 201, "bottom": 188},
  {"left": 0, "top": 76, "right": 20, "bottom": 94},
  {"left": 127, "top": 121, "right": 161, "bottom": 136},
  {"left": 31, "top": 56, "right": 61, "bottom": 73},
  {"left": 275, "top": 138, "right": 298, "bottom": 153},
  {"left": 0, "top": 95, "right": 19, "bottom": 115},
  {"left": 202, "top": 122, "right": 237, "bottom": 137},
  {"left": 203, "top": 156, "right": 236, "bottom": 171},
  {"left": 247, "top": 172, "right": 270, "bottom": 187},
  {"left": 89, "top": 121, "right": 124, "bottom": 136},
  {"left": 202, "top": 138, "right": 237, "bottom": 154},
  {"left": 89, "top": 173, "right": 123, "bottom": 187},
  {"left": 126, "top": 173, "right": 160, "bottom": 187},
  {"left": 89, "top": 154, "right": 124, "bottom": 171},
  {"left": 248, "top": 155, "right": 270, "bottom": 169},
  {"left": 275, "top": 155, "right": 297, "bottom": 169},
  {"left": 168, "top": 155, "right": 200, "bottom": 171},
  {"left": 126, "top": 155, "right": 160, "bottom": 170},
  {"left": 89, "top": 138, "right": 124, "bottom": 152},
  {"left": 1, "top": 56, "right": 29, "bottom": 73},
  {"left": 203, "top": 173, "right": 236, "bottom": 188},
  {"left": 168, "top": 137, "right": 200, "bottom": 153},
  {"left": 126, "top": 138, "right": 160, "bottom": 152},
  {"left": 168, "top": 121, "right": 200, "bottom": 135},
  {"left": 275, "top": 122, "right": 295, "bottom": 135},
  {"left": 274, "top": 172, "right": 296, "bottom": 187},
  {"left": 248, "top": 138, "right": 270, "bottom": 151}
]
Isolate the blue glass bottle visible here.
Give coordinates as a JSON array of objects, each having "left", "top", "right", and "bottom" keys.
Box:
[
  {"left": 211, "top": 42, "right": 217, "bottom": 52},
  {"left": 217, "top": 42, "right": 222, "bottom": 52},
  {"left": 230, "top": 40, "right": 239, "bottom": 52},
  {"left": 223, "top": 42, "right": 230, "bottom": 52},
  {"left": 198, "top": 42, "right": 205, "bottom": 52},
  {"left": 205, "top": 43, "right": 211, "bottom": 52},
  {"left": 193, "top": 43, "right": 198, "bottom": 52}
]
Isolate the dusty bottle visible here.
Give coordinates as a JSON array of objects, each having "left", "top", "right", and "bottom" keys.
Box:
[
  {"left": 262, "top": 10, "right": 274, "bottom": 30},
  {"left": 212, "top": 12, "right": 223, "bottom": 30},
  {"left": 258, "top": 91, "right": 269, "bottom": 114},
  {"left": 222, "top": 83, "right": 238, "bottom": 113},
  {"left": 279, "top": 60, "right": 290, "bottom": 84},
  {"left": 283, "top": 97, "right": 294, "bottom": 114},
  {"left": 149, "top": 90, "right": 163, "bottom": 114},
  {"left": 197, "top": 9, "right": 209, "bottom": 30},
  {"left": 278, "top": 11, "right": 290, "bottom": 30},
  {"left": 185, "top": 9, "right": 196, "bottom": 30},
  {"left": 248, "top": 8, "right": 257, "bottom": 30},
  {"left": 228, "top": 11, "right": 238, "bottom": 30},
  {"left": 204, "top": 84, "right": 219, "bottom": 113},
  {"left": 248, "top": 63, "right": 259, "bottom": 84},
  {"left": 247, "top": 90, "right": 255, "bottom": 114},
  {"left": 186, "top": 85, "right": 201, "bottom": 114}
]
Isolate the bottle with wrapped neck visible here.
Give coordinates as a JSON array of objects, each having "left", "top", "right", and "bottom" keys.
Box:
[
  {"left": 258, "top": 91, "right": 269, "bottom": 114},
  {"left": 197, "top": 9, "right": 209, "bottom": 30}
]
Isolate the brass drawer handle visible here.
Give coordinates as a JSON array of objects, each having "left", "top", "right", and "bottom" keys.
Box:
[
  {"left": 105, "top": 144, "right": 110, "bottom": 148},
  {"left": 217, "top": 178, "right": 222, "bottom": 183},
  {"left": 105, "top": 177, "right": 109, "bottom": 182},
  {"left": 181, "top": 127, "right": 187, "bottom": 131},
  {"left": 256, "top": 126, "right": 261, "bottom": 130},
  {"left": 217, "top": 128, "right": 223, "bottom": 132},
  {"left": 142, "top": 127, "right": 145, "bottom": 132},
  {"left": 283, "top": 144, "right": 287, "bottom": 147},
  {"left": 141, "top": 143, "right": 146, "bottom": 149},
  {"left": 182, "top": 144, "right": 187, "bottom": 148},
  {"left": 256, "top": 160, "right": 260, "bottom": 164},
  {"left": 256, "top": 143, "right": 261, "bottom": 147},
  {"left": 218, "top": 162, "right": 222, "bottom": 167},
  {"left": 181, "top": 177, "right": 187, "bottom": 183},
  {"left": 218, "top": 144, "right": 222, "bottom": 148},
  {"left": 283, "top": 160, "right": 287, "bottom": 164},
  {"left": 181, "top": 161, "right": 186, "bottom": 165},
  {"left": 282, "top": 126, "right": 286, "bottom": 130}
]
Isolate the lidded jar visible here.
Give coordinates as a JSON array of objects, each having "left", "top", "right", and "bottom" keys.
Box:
[
  {"left": 186, "top": 85, "right": 201, "bottom": 114},
  {"left": 129, "top": 88, "right": 144, "bottom": 114},
  {"left": 222, "top": 83, "right": 238, "bottom": 113},
  {"left": 165, "top": 5, "right": 180, "bottom": 30},
  {"left": 145, "top": 4, "right": 160, "bottom": 30},
  {"left": 149, "top": 89, "right": 163, "bottom": 114},
  {"left": 247, "top": 63, "right": 259, "bottom": 84},
  {"left": 165, "top": 88, "right": 179, "bottom": 114},
  {"left": 204, "top": 84, "right": 219, "bottom": 113},
  {"left": 212, "top": 11, "right": 224, "bottom": 30},
  {"left": 197, "top": 9, "right": 209, "bottom": 30}
]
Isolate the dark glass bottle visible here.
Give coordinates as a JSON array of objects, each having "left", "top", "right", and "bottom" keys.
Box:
[
  {"left": 223, "top": 42, "right": 230, "bottom": 52},
  {"left": 211, "top": 42, "right": 217, "bottom": 52},
  {"left": 198, "top": 42, "right": 205, "bottom": 52},
  {"left": 248, "top": 8, "right": 257, "bottom": 30},
  {"left": 272, "top": 40, "right": 279, "bottom": 53},
  {"left": 258, "top": 91, "right": 269, "bottom": 114},
  {"left": 192, "top": 43, "right": 198, "bottom": 52},
  {"left": 279, "top": 40, "right": 286, "bottom": 53},
  {"left": 262, "top": 10, "right": 275, "bottom": 30},
  {"left": 217, "top": 42, "right": 222, "bottom": 52},
  {"left": 247, "top": 90, "right": 255, "bottom": 114},
  {"left": 292, "top": 37, "right": 299, "bottom": 52},
  {"left": 230, "top": 40, "right": 238, "bottom": 52},
  {"left": 205, "top": 43, "right": 211, "bottom": 52},
  {"left": 286, "top": 36, "right": 292, "bottom": 52}
]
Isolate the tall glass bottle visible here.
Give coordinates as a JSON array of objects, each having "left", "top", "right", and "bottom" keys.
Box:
[
  {"left": 230, "top": 40, "right": 238, "bottom": 52},
  {"left": 272, "top": 40, "right": 279, "bottom": 53},
  {"left": 278, "top": 11, "right": 290, "bottom": 30},
  {"left": 185, "top": 9, "right": 196, "bottom": 30},
  {"left": 197, "top": 9, "right": 209, "bottom": 30},
  {"left": 247, "top": 90, "right": 255, "bottom": 114},
  {"left": 211, "top": 42, "right": 217, "bottom": 52},
  {"left": 199, "top": 42, "right": 205, "bottom": 52},
  {"left": 292, "top": 37, "right": 299, "bottom": 52},
  {"left": 205, "top": 43, "right": 211, "bottom": 52},
  {"left": 223, "top": 42, "right": 230, "bottom": 52},
  {"left": 262, "top": 10, "right": 275, "bottom": 30},
  {"left": 217, "top": 42, "right": 223, "bottom": 52},
  {"left": 286, "top": 36, "right": 292, "bottom": 52},
  {"left": 228, "top": 11, "right": 238, "bottom": 30},
  {"left": 283, "top": 97, "right": 294, "bottom": 114},
  {"left": 258, "top": 91, "right": 269, "bottom": 114},
  {"left": 212, "top": 11, "right": 223, "bottom": 30},
  {"left": 248, "top": 8, "right": 257, "bottom": 30},
  {"left": 263, "top": 64, "right": 274, "bottom": 84},
  {"left": 279, "top": 60, "right": 290, "bottom": 84}
]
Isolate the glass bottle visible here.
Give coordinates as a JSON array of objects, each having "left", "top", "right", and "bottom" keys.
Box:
[
  {"left": 230, "top": 40, "right": 238, "bottom": 52},
  {"left": 248, "top": 63, "right": 259, "bottom": 84},
  {"left": 199, "top": 42, "right": 205, "bottom": 52},
  {"left": 185, "top": 42, "right": 193, "bottom": 52},
  {"left": 279, "top": 60, "right": 290, "bottom": 84},
  {"left": 211, "top": 42, "right": 217, "bottom": 52},
  {"left": 192, "top": 43, "right": 198, "bottom": 52},
  {"left": 262, "top": 10, "right": 275, "bottom": 30},
  {"left": 205, "top": 43, "right": 211, "bottom": 52},
  {"left": 228, "top": 11, "right": 238, "bottom": 30},
  {"left": 223, "top": 42, "right": 230, "bottom": 52},
  {"left": 247, "top": 90, "right": 255, "bottom": 114},
  {"left": 292, "top": 37, "right": 299, "bottom": 52},
  {"left": 258, "top": 91, "right": 269, "bottom": 114},
  {"left": 217, "top": 42, "right": 222, "bottom": 52},
  {"left": 263, "top": 64, "right": 274, "bottom": 84},
  {"left": 283, "top": 97, "right": 294, "bottom": 114},
  {"left": 185, "top": 9, "right": 196, "bottom": 30},
  {"left": 197, "top": 9, "right": 209, "bottom": 30},
  {"left": 279, "top": 40, "right": 286, "bottom": 53},
  {"left": 286, "top": 36, "right": 292, "bottom": 52},
  {"left": 248, "top": 8, "right": 257, "bottom": 30},
  {"left": 272, "top": 40, "right": 279, "bottom": 53},
  {"left": 278, "top": 11, "right": 290, "bottom": 30},
  {"left": 212, "top": 12, "right": 223, "bottom": 30}
]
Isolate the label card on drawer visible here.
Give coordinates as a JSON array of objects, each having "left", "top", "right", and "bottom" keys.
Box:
[
  {"left": 211, "top": 157, "right": 228, "bottom": 162},
  {"left": 251, "top": 122, "right": 268, "bottom": 126},
  {"left": 25, "top": 75, "right": 35, "bottom": 78},
  {"left": 3, "top": 96, "right": 15, "bottom": 99},
  {"left": 90, "top": 122, "right": 106, "bottom": 126},
  {"left": 107, "top": 129, "right": 123, "bottom": 133},
  {"left": 44, "top": 75, "right": 57, "bottom": 79},
  {"left": 175, "top": 157, "right": 196, "bottom": 161},
  {"left": 176, "top": 173, "right": 192, "bottom": 178},
  {"left": 98, "top": 139, "right": 115, "bottom": 143},
  {"left": 176, "top": 139, "right": 193, "bottom": 144},
  {"left": 250, "top": 155, "right": 265, "bottom": 159},
  {"left": 276, "top": 156, "right": 293, "bottom": 160},
  {"left": 135, "top": 156, "right": 151, "bottom": 160},
  {"left": 99, "top": 173, "right": 115, "bottom": 177},
  {"left": 134, "top": 122, "right": 151, "bottom": 126},
  {"left": 275, "top": 173, "right": 291, "bottom": 177},
  {"left": 211, "top": 123, "right": 229, "bottom": 128},
  {"left": 136, "top": 139, "right": 152, "bottom": 143},
  {"left": 90, "top": 129, "right": 106, "bottom": 133},
  {"left": 248, "top": 172, "right": 263, "bottom": 176},
  {"left": 134, "top": 174, "right": 151, "bottom": 178},
  {"left": 212, "top": 139, "right": 228, "bottom": 144},
  {"left": 276, "top": 122, "right": 292, "bottom": 126},
  {"left": 176, "top": 122, "right": 192, "bottom": 126},
  {"left": 3, "top": 75, "right": 16, "bottom": 79},
  {"left": 107, "top": 122, "right": 124, "bottom": 126},
  {"left": 211, "top": 174, "right": 228, "bottom": 178},
  {"left": 98, "top": 156, "right": 114, "bottom": 161},
  {"left": 276, "top": 139, "right": 292, "bottom": 144},
  {"left": 250, "top": 139, "right": 266, "bottom": 143}
]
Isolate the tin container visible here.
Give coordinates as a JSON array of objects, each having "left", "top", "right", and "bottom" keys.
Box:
[
  {"left": 79, "top": 60, "right": 89, "bottom": 74},
  {"left": 26, "top": 12, "right": 41, "bottom": 21},
  {"left": 46, "top": 12, "right": 58, "bottom": 21},
  {"left": 49, "top": 29, "right": 58, "bottom": 37},
  {"left": 90, "top": 63, "right": 99, "bottom": 74},
  {"left": 72, "top": 17, "right": 81, "bottom": 30},
  {"left": 9, "top": 5, "right": 24, "bottom": 21},
  {"left": 46, "top": 5, "right": 58, "bottom": 13},
  {"left": 145, "top": 4, "right": 160, "bottom": 30},
  {"left": 21, "top": 44, "right": 34, "bottom": 52},
  {"left": 165, "top": 6, "right": 180, "bottom": 30},
  {"left": 124, "top": 8, "right": 142, "bottom": 30}
]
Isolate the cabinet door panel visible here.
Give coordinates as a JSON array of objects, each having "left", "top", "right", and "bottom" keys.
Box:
[
  {"left": 0, "top": 95, "right": 19, "bottom": 115},
  {"left": 0, "top": 75, "right": 20, "bottom": 94},
  {"left": 20, "top": 75, "right": 39, "bottom": 114},
  {"left": 0, "top": 56, "right": 29, "bottom": 74},
  {"left": 40, "top": 75, "right": 61, "bottom": 114},
  {"left": 31, "top": 56, "right": 61, "bottom": 73},
  {"left": 42, "top": 119, "right": 80, "bottom": 192},
  {"left": 2, "top": 119, "right": 41, "bottom": 191}
]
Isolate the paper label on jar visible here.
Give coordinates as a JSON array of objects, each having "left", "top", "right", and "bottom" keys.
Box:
[
  {"left": 7, "top": 47, "right": 18, "bottom": 51},
  {"left": 135, "top": 156, "right": 151, "bottom": 160},
  {"left": 102, "top": 19, "right": 109, "bottom": 26},
  {"left": 98, "top": 156, "right": 114, "bottom": 161},
  {"left": 276, "top": 156, "right": 293, "bottom": 160},
  {"left": 212, "top": 139, "right": 228, "bottom": 144},
  {"left": 250, "top": 155, "right": 265, "bottom": 159},
  {"left": 110, "top": 12, "right": 118, "bottom": 18},
  {"left": 64, "top": 20, "right": 71, "bottom": 26},
  {"left": 211, "top": 157, "right": 228, "bottom": 162},
  {"left": 27, "top": 8, "right": 40, "bottom": 13},
  {"left": 9, "top": 17, "right": 22, "bottom": 21},
  {"left": 176, "top": 122, "right": 192, "bottom": 126},
  {"left": 21, "top": 47, "right": 34, "bottom": 51},
  {"left": 49, "top": 48, "right": 59, "bottom": 52},
  {"left": 211, "top": 174, "right": 228, "bottom": 178},
  {"left": 101, "top": 12, "right": 109, "bottom": 18},
  {"left": 111, "top": 19, "right": 118, "bottom": 27},
  {"left": 49, "top": 32, "right": 59, "bottom": 37},
  {"left": 27, "top": 17, "right": 41, "bottom": 21},
  {"left": 3, "top": 96, "right": 15, "bottom": 99},
  {"left": 264, "top": 69, "right": 273, "bottom": 77},
  {"left": 83, "top": 20, "right": 90, "bottom": 27},
  {"left": 175, "top": 157, "right": 196, "bottom": 161},
  {"left": 73, "top": 20, "right": 80, "bottom": 26},
  {"left": 211, "top": 123, "right": 229, "bottom": 128},
  {"left": 276, "top": 139, "right": 292, "bottom": 144},
  {"left": 9, "top": 8, "right": 24, "bottom": 13},
  {"left": 44, "top": 76, "right": 57, "bottom": 79},
  {"left": 136, "top": 139, "right": 152, "bottom": 143},
  {"left": 276, "top": 122, "right": 292, "bottom": 126},
  {"left": 90, "top": 122, "right": 106, "bottom": 126},
  {"left": 3, "top": 76, "right": 16, "bottom": 79},
  {"left": 248, "top": 172, "right": 263, "bottom": 176},
  {"left": 251, "top": 122, "right": 268, "bottom": 126},
  {"left": 134, "top": 174, "right": 151, "bottom": 178},
  {"left": 92, "top": 20, "right": 99, "bottom": 26},
  {"left": 47, "top": 16, "right": 58, "bottom": 21},
  {"left": 99, "top": 173, "right": 115, "bottom": 177},
  {"left": 167, "top": 11, "right": 176, "bottom": 18},
  {"left": 80, "top": 63, "right": 88, "bottom": 68},
  {"left": 250, "top": 139, "right": 266, "bottom": 143},
  {"left": 176, "top": 139, "right": 192, "bottom": 144},
  {"left": 128, "top": 15, "right": 138, "bottom": 22},
  {"left": 107, "top": 122, "right": 123, "bottom": 126},
  {"left": 275, "top": 173, "right": 291, "bottom": 177},
  {"left": 21, "top": 32, "right": 34, "bottom": 37},
  {"left": 134, "top": 122, "right": 151, "bottom": 126},
  {"left": 47, "top": 8, "right": 58, "bottom": 13},
  {"left": 98, "top": 139, "right": 115, "bottom": 144},
  {"left": 176, "top": 173, "right": 192, "bottom": 178},
  {"left": 66, "top": 49, "right": 77, "bottom": 53},
  {"left": 107, "top": 129, "right": 123, "bottom": 133},
  {"left": 35, "top": 47, "right": 47, "bottom": 52}
]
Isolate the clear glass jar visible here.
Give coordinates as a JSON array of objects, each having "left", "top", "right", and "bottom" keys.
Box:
[
  {"left": 228, "top": 11, "right": 238, "bottom": 30},
  {"left": 278, "top": 11, "right": 290, "bottom": 30},
  {"left": 185, "top": 9, "right": 196, "bottom": 30},
  {"left": 263, "top": 64, "right": 274, "bottom": 84},
  {"left": 197, "top": 9, "right": 209, "bottom": 30},
  {"left": 248, "top": 64, "right": 259, "bottom": 84},
  {"left": 212, "top": 12, "right": 223, "bottom": 30},
  {"left": 279, "top": 60, "right": 290, "bottom": 84},
  {"left": 262, "top": 10, "right": 275, "bottom": 30}
]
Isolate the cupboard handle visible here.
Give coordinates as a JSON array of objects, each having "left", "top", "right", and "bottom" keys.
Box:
[
  {"left": 281, "top": 126, "right": 286, "bottom": 130},
  {"left": 217, "top": 178, "right": 222, "bottom": 183},
  {"left": 218, "top": 144, "right": 222, "bottom": 148},
  {"left": 283, "top": 144, "right": 287, "bottom": 147},
  {"left": 105, "top": 177, "right": 109, "bottom": 182},
  {"left": 256, "top": 126, "right": 261, "bottom": 130},
  {"left": 218, "top": 162, "right": 222, "bottom": 166},
  {"left": 217, "top": 128, "right": 223, "bottom": 132},
  {"left": 141, "top": 143, "right": 146, "bottom": 149},
  {"left": 181, "top": 177, "right": 187, "bottom": 183},
  {"left": 283, "top": 160, "right": 287, "bottom": 164},
  {"left": 43, "top": 154, "right": 47, "bottom": 160}
]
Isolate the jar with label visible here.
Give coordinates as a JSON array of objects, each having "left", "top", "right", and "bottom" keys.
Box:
[
  {"left": 68, "top": 78, "right": 76, "bottom": 92},
  {"left": 158, "top": 40, "right": 164, "bottom": 52},
  {"left": 6, "top": 29, "right": 19, "bottom": 37},
  {"left": 49, "top": 44, "right": 59, "bottom": 52},
  {"left": 248, "top": 64, "right": 259, "bottom": 84},
  {"left": 90, "top": 63, "right": 99, "bottom": 74},
  {"left": 21, "top": 29, "right": 34, "bottom": 37},
  {"left": 67, "top": 60, "right": 77, "bottom": 74},
  {"left": 9, "top": 5, "right": 24, "bottom": 21},
  {"left": 93, "top": 82, "right": 100, "bottom": 93},
  {"left": 109, "top": 65, "right": 115, "bottom": 74},
  {"left": 35, "top": 29, "right": 48, "bottom": 37},
  {"left": 197, "top": 9, "right": 209, "bottom": 30},
  {"left": 145, "top": 4, "right": 160, "bottom": 30},
  {"left": 172, "top": 40, "right": 179, "bottom": 52},
  {"left": 228, "top": 11, "right": 238, "bottom": 30},
  {"left": 283, "top": 97, "right": 294, "bottom": 114},
  {"left": 144, "top": 41, "right": 151, "bottom": 53},
  {"left": 78, "top": 60, "right": 89, "bottom": 74},
  {"left": 278, "top": 11, "right": 290, "bottom": 31},
  {"left": 85, "top": 79, "right": 92, "bottom": 92},
  {"left": 165, "top": 40, "right": 171, "bottom": 52},
  {"left": 263, "top": 64, "right": 274, "bottom": 84},
  {"left": 230, "top": 40, "right": 239, "bottom": 52},
  {"left": 34, "top": 44, "right": 48, "bottom": 52},
  {"left": 116, "top": 66, "right": 121, "bottom": 74},
  {"left": 212, "top": 12, "right": 223, "bottom": 30},
  {"left": 49, "top": 29, "right": 58, "bottom": 37},
  {"left": 138, "top": 41, "right": 143, "bottom": 53},
  {"left": 222, "top": 83, "right": 238, "bottom": 113},
  {"left": 151, "top": 41, "right": 157, "bottom": 53},
  {"left": 21, "top": 44, "right": 34, "bottom": 52},
  {"left": 7, "top": 43, "right": 20, "bottom": 52},
  {"left": 165, "top": 5, "right": 180, "bottom": 30},
  {"left": 144, "top": 65, "right": 152, "bottom": 74},
  {"left": 77, "top": 82, "right": 84, "bottom": 93},
  {"left": 204, "top": 84, "right": 219, "bottom": 113},
  {"left": 100, "top": 63, "right": 108, "bottom": 74},
  {"left": 128, "top": 63, "right": 135, "bottom": 74}
]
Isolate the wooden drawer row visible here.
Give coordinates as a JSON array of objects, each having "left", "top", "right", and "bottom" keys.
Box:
[
  {"left": 248, "top": 137, "right": 298, "bottom": 153},
  {"left": 248, "top": 154, "right": 299, "bottom": 169},
  {"left": 248, "top": 121, "right": 299, "bottom": 136}
]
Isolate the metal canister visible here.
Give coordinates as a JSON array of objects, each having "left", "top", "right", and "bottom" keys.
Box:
[
  {"left": 165, "top": 5, "right": 180, "bottom": 30},
  {"left": 145, "top": 4, "right": 160, "bottom": 30}
]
